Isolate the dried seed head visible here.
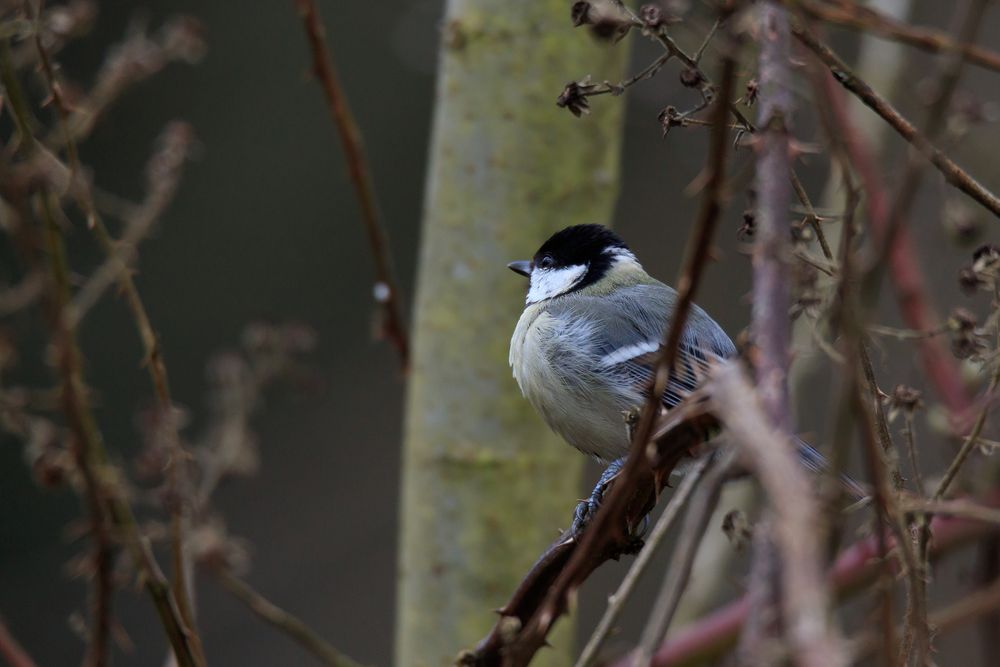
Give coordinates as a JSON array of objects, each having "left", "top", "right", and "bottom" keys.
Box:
[
  {"left": 570, "top": 0, "right": 632, "bottom": 42},
  {"left": 959, "top": 266, "right": 984, "bottom": 294},
  {"left": 737, "top": 209, "right": 756, "bottom": 241},
  {"left": 948, "top": 307, "right": 986, "bottom": 360},
  {"left": 972, "top": 243, "right": 1000, "bottom": 270},
  {"left": 557, "top": 78, "right": 596, "bottom": 117},
  {"left": 657, "top": 105, "right": 686, "bottom": 136},
  {"left": 942, "top": 199, "right": 981, "bottom": 245},
  {"left": 679, "top": 66, "right": 704, "bottom": 88},
  {"left": 639, "top": 4, "right": 663, "bottom": 28},
  {"left": 722, "top": 509, "right": 752, "bottom": 550},
  {"left": 888, "top": 384, "right": 923, "bottom": 412},
  {"left": 744, "top": 78, "right": 759, "bottom": 106},
  {"left": 950, "top": 307, "right": 978, "bottom": 331}
]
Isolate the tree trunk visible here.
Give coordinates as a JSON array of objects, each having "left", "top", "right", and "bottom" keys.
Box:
[{"left": 395, "top": 2, "right": 627, "bottom": 665}]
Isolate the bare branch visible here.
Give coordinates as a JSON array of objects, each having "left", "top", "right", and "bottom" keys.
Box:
[
  {"left": 794, "top": 20, "right": 1000, "bottom": 219},
  {"left": 795, "top": 0, "right": 1000, "bottom": 74},
  {"left": 293, "top": 0, "right": 409, "bottom": 370},
  {"left": 212, "top": 568, "right": 367, "bottom": 667},
  {"left": 707, "top": 361, "right": 847, "bottom": 667}
]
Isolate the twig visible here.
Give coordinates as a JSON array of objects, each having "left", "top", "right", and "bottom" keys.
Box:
[
  {"left": 794, "top": 0, "right": 1000, "bottom": 74},
  {"left": 293, "top": 0, "right": 409, "bottom": 370},
  {"left": 631, "top": 452, "right": 733, "bottom": 667},
  {"left": 852, "top": 577, "right": 1000, "bottom": 661},
  {"left": 619, "top": 491, "right": 1000, "bottom": 666},
  {"left": 901, "top": 497, "right": 1000, "bottom": 526},
  {"left": 707, "top": 361, "right": 847, "bottom": 667},
  {"left": 212, "top": 568, "right": 366, "bottom": 667},
  {"left": 573, "top": 456, "right": 711, "bottom": 667},
  {"left": 23, "top": 3, "right": 204, "bottom": 658},
  {"left": 0, "top": 35, "right": 202, "bottom": 667},
  {"left": 870, "top": 0, "right": 991, "bottom": 299},
  {"left": 807, "top": 39, "right": 972, "bottom": 421},
  {"left": 0, "top": 616, "right": 38, "bottom": 667},
  {"left": 934, "top": 353, "right": 1000, "bottom": 501},
  {"left": 793, "top": 19, "right": 1000, "bottom": 219}
]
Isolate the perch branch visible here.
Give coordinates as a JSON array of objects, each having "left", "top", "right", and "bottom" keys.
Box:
[
  {"left": 631, "top": 452, "right": 734, "bottom": 666},
  {"left": 573, "top": 456, "right": 712, "bottom": 667}
]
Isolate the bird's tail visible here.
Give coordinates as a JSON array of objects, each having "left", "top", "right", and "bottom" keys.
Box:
[{"left": 796, "top": 438, "right": 869, "bottom": 502}]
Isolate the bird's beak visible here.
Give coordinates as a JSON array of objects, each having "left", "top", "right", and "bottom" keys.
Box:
[{"left": 507, "top": 260, "right": 532, "bottom": 277}]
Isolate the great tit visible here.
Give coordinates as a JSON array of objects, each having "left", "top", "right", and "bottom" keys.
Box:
[{"left": 507, "top": 224, "right": 857, "bottom": 529}]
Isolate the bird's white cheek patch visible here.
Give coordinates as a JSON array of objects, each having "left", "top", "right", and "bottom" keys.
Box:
[{"left": 526, "top": 264, "right": 588, "bottom": 304}]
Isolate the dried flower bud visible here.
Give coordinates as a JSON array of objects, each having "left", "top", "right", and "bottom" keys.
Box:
[
  {"left": 950, "top": 307, "right": 978, "bottom": 331},
  {"left": 959, "top": 266, "right": 984, "bottom": 294},
  {"left": 942, "top": 199, "right": 981, "bottom": 245},
  {"left": 737, "top": 209, "right": 756, "bottom": 241},
  {"left": 570, "top": 0, "right": 631, "bottom": 42},
  {"left": 571, "top": 1, "right": 593, "bottom": 26},
  {"left": 973, "top": 243, "right": 1000, "bottom": 270},
  {"left": 640, "top": 4, "right": 663, "bottom": 28},
  {"left": 557, "top": 78, "right": 595, "bottom": 117},
  {"left": 722, "top": 509, "right": 752, "bottom": 550},
  {"left": 888, "top": 384, "right": 923, "bottom": 412},
  {"left": 744, "top": 78, "right": 759, "bottom": 107},
  {"left": 657, "top": 105, "right": 686, "bottom": 136},
  {"left": 24, "top": 419, "right": 70, "bottom": 488},
  {"left": 679, "top": 66, "right": 704, "bottom": 88},
  {"left": 948, "top": 307, "right": 986, "bottom": 360}
]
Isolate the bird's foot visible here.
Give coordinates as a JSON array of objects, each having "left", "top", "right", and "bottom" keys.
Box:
[{"left": 569, "top": 457, "right": 648, "bottom": 547}]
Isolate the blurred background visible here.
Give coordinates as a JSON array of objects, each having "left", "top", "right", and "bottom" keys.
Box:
[{"left": 2, "top": 1, "right": 999, "bottom": 665}]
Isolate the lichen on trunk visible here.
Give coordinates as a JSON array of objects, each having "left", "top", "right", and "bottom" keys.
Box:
[{"left": 395, "top": 2, "right": 627, "bottom": 665}]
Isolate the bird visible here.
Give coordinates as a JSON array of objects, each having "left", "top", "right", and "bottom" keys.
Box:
[{"left": 507, "top": 224, "right": 858, "bottom": 531}]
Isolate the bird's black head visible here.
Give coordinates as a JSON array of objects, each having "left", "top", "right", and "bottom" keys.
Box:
[{"left": 507, "top": 225, "right": 637, "bottom": 303}]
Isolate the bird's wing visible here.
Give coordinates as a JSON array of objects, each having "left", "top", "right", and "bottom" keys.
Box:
[{"left": 546, "top": 282, "right": 736, "bottom": 410}]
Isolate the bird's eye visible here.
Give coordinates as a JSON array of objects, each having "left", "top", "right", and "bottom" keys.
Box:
[{"left": 539, "top": 256, "right": 554, "bottom": 269}]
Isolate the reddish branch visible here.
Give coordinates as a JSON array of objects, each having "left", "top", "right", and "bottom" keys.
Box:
[
  {"left": 794, "top": 0, "right": 1000, "bottom": 74},
  {"left": 807, "top": 44, "right": 973, "bottom": 422},
  {"left": 611, "top": 492, "right": 1000, "bottom": 667},
  {"left": 294, "top": 0, "right": 409, "bottom": 370},
  {"left": 793, "top": 21, "right": 1000, "bottom": 219},
  {"left": 0, "top": 617, "right": 37, "bottom": 667}
]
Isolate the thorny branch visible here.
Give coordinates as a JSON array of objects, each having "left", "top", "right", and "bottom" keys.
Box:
[{"left": 293, "top": 0, "right": 409, "bottom": 370}]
